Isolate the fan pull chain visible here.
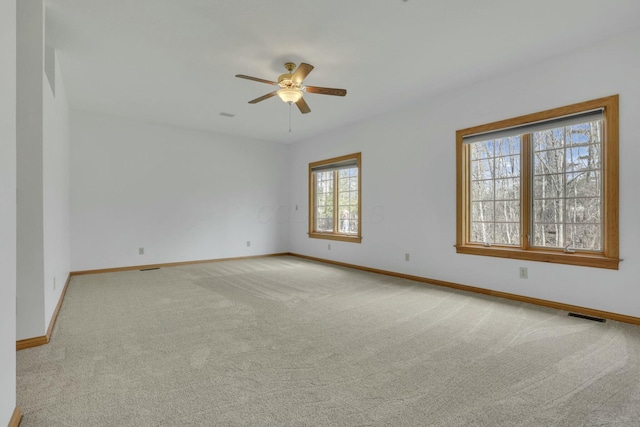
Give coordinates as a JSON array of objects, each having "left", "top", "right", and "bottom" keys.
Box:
[{"left": 288, "top": 102, "right": 293, "bottom": 133}]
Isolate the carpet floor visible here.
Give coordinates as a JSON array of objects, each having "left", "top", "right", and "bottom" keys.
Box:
[{"left": 17, "top": 256, "right": 640, "bottom": 426}]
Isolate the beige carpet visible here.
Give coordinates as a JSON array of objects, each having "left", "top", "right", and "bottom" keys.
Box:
[{"left": 17, "top": 256, "right": 640, "bottom": 426}]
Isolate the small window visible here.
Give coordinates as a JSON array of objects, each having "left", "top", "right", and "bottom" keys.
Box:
[
  {"left": 309, "top": 153, "right": 361, "bottom": 243},
  {"left": 456, "top": 95, "right": 619, "bottom": 269}
]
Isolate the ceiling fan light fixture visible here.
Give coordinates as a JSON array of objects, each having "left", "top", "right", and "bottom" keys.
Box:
[{"left": 277, "top": 88, "right": 303, "bottom": 104}]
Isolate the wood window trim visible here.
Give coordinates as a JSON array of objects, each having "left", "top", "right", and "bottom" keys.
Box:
[
  {"left": 309, "top": 152, "right": 362, "bottom": 243},
  {"left": 456, "top": 95, "right": 619, "bottom": 269}
]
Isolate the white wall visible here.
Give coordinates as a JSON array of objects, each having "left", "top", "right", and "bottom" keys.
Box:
[
  {"left": 16, "top": 0, "right": 46, "bottom": 341},
  {"left": 43, "top": 48, "right": 71, "bottom": 325},
  {"left": 0, "top": 0, "right": 17, "bottom": 423},
  {"left": 289, "top": 29, "right": 640, "bottom": 318},
  {"left": 16, "top": 0, "right": 71, "bottom": 341},
  {"left": 70, "top": 111, "right": 291, "bottom": 271}
]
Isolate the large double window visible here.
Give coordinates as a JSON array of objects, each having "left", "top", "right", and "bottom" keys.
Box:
[
  {"left": 456, "top": 95, "right": 619, "bottom": 269},
  {"left": 309, "top": 153, "right": 361, "bottom": 243}
]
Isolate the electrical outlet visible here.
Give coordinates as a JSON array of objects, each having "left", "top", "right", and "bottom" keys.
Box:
[
  {"left": 328, "top": 243, "right": 331, "bottom": 250},
  {"left": 139, "top": 247, "right": 144, "bottom": 255},
  {"left": 246, "top": 241, "right": 251, "bottom": 247},
  {"left": 519, "top": 267, "right": 528, "bottom": 279},
  {"left": 405, "top": 253, "right": 410, "bottom": 262}
]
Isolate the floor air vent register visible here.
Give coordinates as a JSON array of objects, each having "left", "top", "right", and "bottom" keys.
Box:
[{"left": 568, "top": 312, "right": 606, "bottom": 323}]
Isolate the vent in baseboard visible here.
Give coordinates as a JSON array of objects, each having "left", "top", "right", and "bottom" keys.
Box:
[
  {"left": 568, "top": 312, "right": 606, "bottom": 323},
  {"left": 140, "top": 268, "right": 160, "bottom": 271}
]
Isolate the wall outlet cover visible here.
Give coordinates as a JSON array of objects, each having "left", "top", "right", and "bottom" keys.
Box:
[{"left": 519, "top": 267, "right": 528, "bottom": 279}]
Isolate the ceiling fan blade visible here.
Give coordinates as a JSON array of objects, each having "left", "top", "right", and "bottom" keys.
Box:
[
  {"left": 235, "top": 74, "right": 278, "bottom": 85},
  {"left": 248, "top": 91, "right": 277, "bottom": 104},
  {"left": 305, "top": 86, "right": 347, "bottom": 96},
  {"left": 296, "top": 97, "right": 311, "bottom": 114},
  {"left": 291, "top": 63, "right": 314, "bottom": 83}
]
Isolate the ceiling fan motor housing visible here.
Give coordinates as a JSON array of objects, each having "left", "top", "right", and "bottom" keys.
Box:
[{"left": 278, "top": 73, "right": 296, "bottom": 87}]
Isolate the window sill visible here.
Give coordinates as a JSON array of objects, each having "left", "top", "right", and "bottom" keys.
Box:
[
  {"left": 455, "top": 244, "right": 619, "bottom": 270},
  {"left": 309, "top": 232, "right": 362, "bottom": 243}
]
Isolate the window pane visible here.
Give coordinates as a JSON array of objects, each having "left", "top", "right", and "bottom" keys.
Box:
[
  {"left": 565, "top": 197, "right": 601, "bottom": 224},
  {"left": 471, "top": 201, "right": 494, "bottom": 222},
  {"left": 469, "top": 136, "right": 521, "bottom": 246},
  {"left": 566, "top": 171, "right": 600, "bottom": 197},
  {"left": 471, "top": 222, "right": 494, "bottom": 244},
  {"left": 567, "top": 122, "right": 601, "bottom": 147},
  {"left": 471, "top": 158, "right": 493, "bottom": 179},
  {"left": 349, "top": 177, "right": 358, "bottom": 190},
  {"left": 533, "top": 174, "right": 564, "bottom": 199},
  {"left": 471, "top": 180, "right": 494, "bottom": 201},
  {"left": 471, "top": 141, "right": 493, "bottom": 160},
  {"left": 495, "top": 200, "right": 520, "bottom": 222},
  {"left": 495, "top": 137, "right": 520, "bottom": 156},
  {"left": 566, "top": 145, "right": 600, "bottom": 172},
  {"left": 534, "top": 149, "right": 564, "bottom": 175},
  {"left": 338, "top": 210, "right": 358, "bottom": 234},
  {"left": 339, "top": 192, "right": 349, "bottom": 205},
  {"left": 315, "top": 208, "right": 333, "bottom": 232},
  {"left": 338, "top": 167, "right": 358, "bottom": 235},
  {"left": 566, "top": 224, "right": 602, "bottom": 251},
  {"left": 495, "top": 178, "right": 519, "bottom": 200},
  {"left": 533, "top": 128, "right": 564, "bottom": 151},
  {"left": 314, "top": 171, "right": 334, "bottom": 233},
  {"left": 532, "top": 120, "right": 603, "bottom": 251},
  {"left": 494, "top": 223, "right": 520, "bottom": 246},
  {"left": 316, "top": 216, "right": 333, "bottom": 232},
  {"left": 494, "top": 155, "right": 520, "bottom": 178},
  {"left": 533, "top": 223, "right": 564, "bottom": 247},
  {"left": 533, "top": 199, "right": 564, "bottom": 224},
  {"left": 340, "top": 177, "right": 349, "bottom": 189}
]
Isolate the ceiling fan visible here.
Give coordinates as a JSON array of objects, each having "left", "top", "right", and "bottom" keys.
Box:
[{"left": 235, "top": 62, "right": 347, "bottom": 114}]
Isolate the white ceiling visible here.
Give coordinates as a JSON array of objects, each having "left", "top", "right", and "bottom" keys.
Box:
[{"left": 45, "top": 0, "right": 640, "bottom": 144}]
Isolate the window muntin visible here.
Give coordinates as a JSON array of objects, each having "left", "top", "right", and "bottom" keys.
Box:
[
  {"left": 456, "top": 95, "right": 619, "bottom": 269},
  {"left": 309, "top": 153, "right": 361, "bottom": 242}
]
